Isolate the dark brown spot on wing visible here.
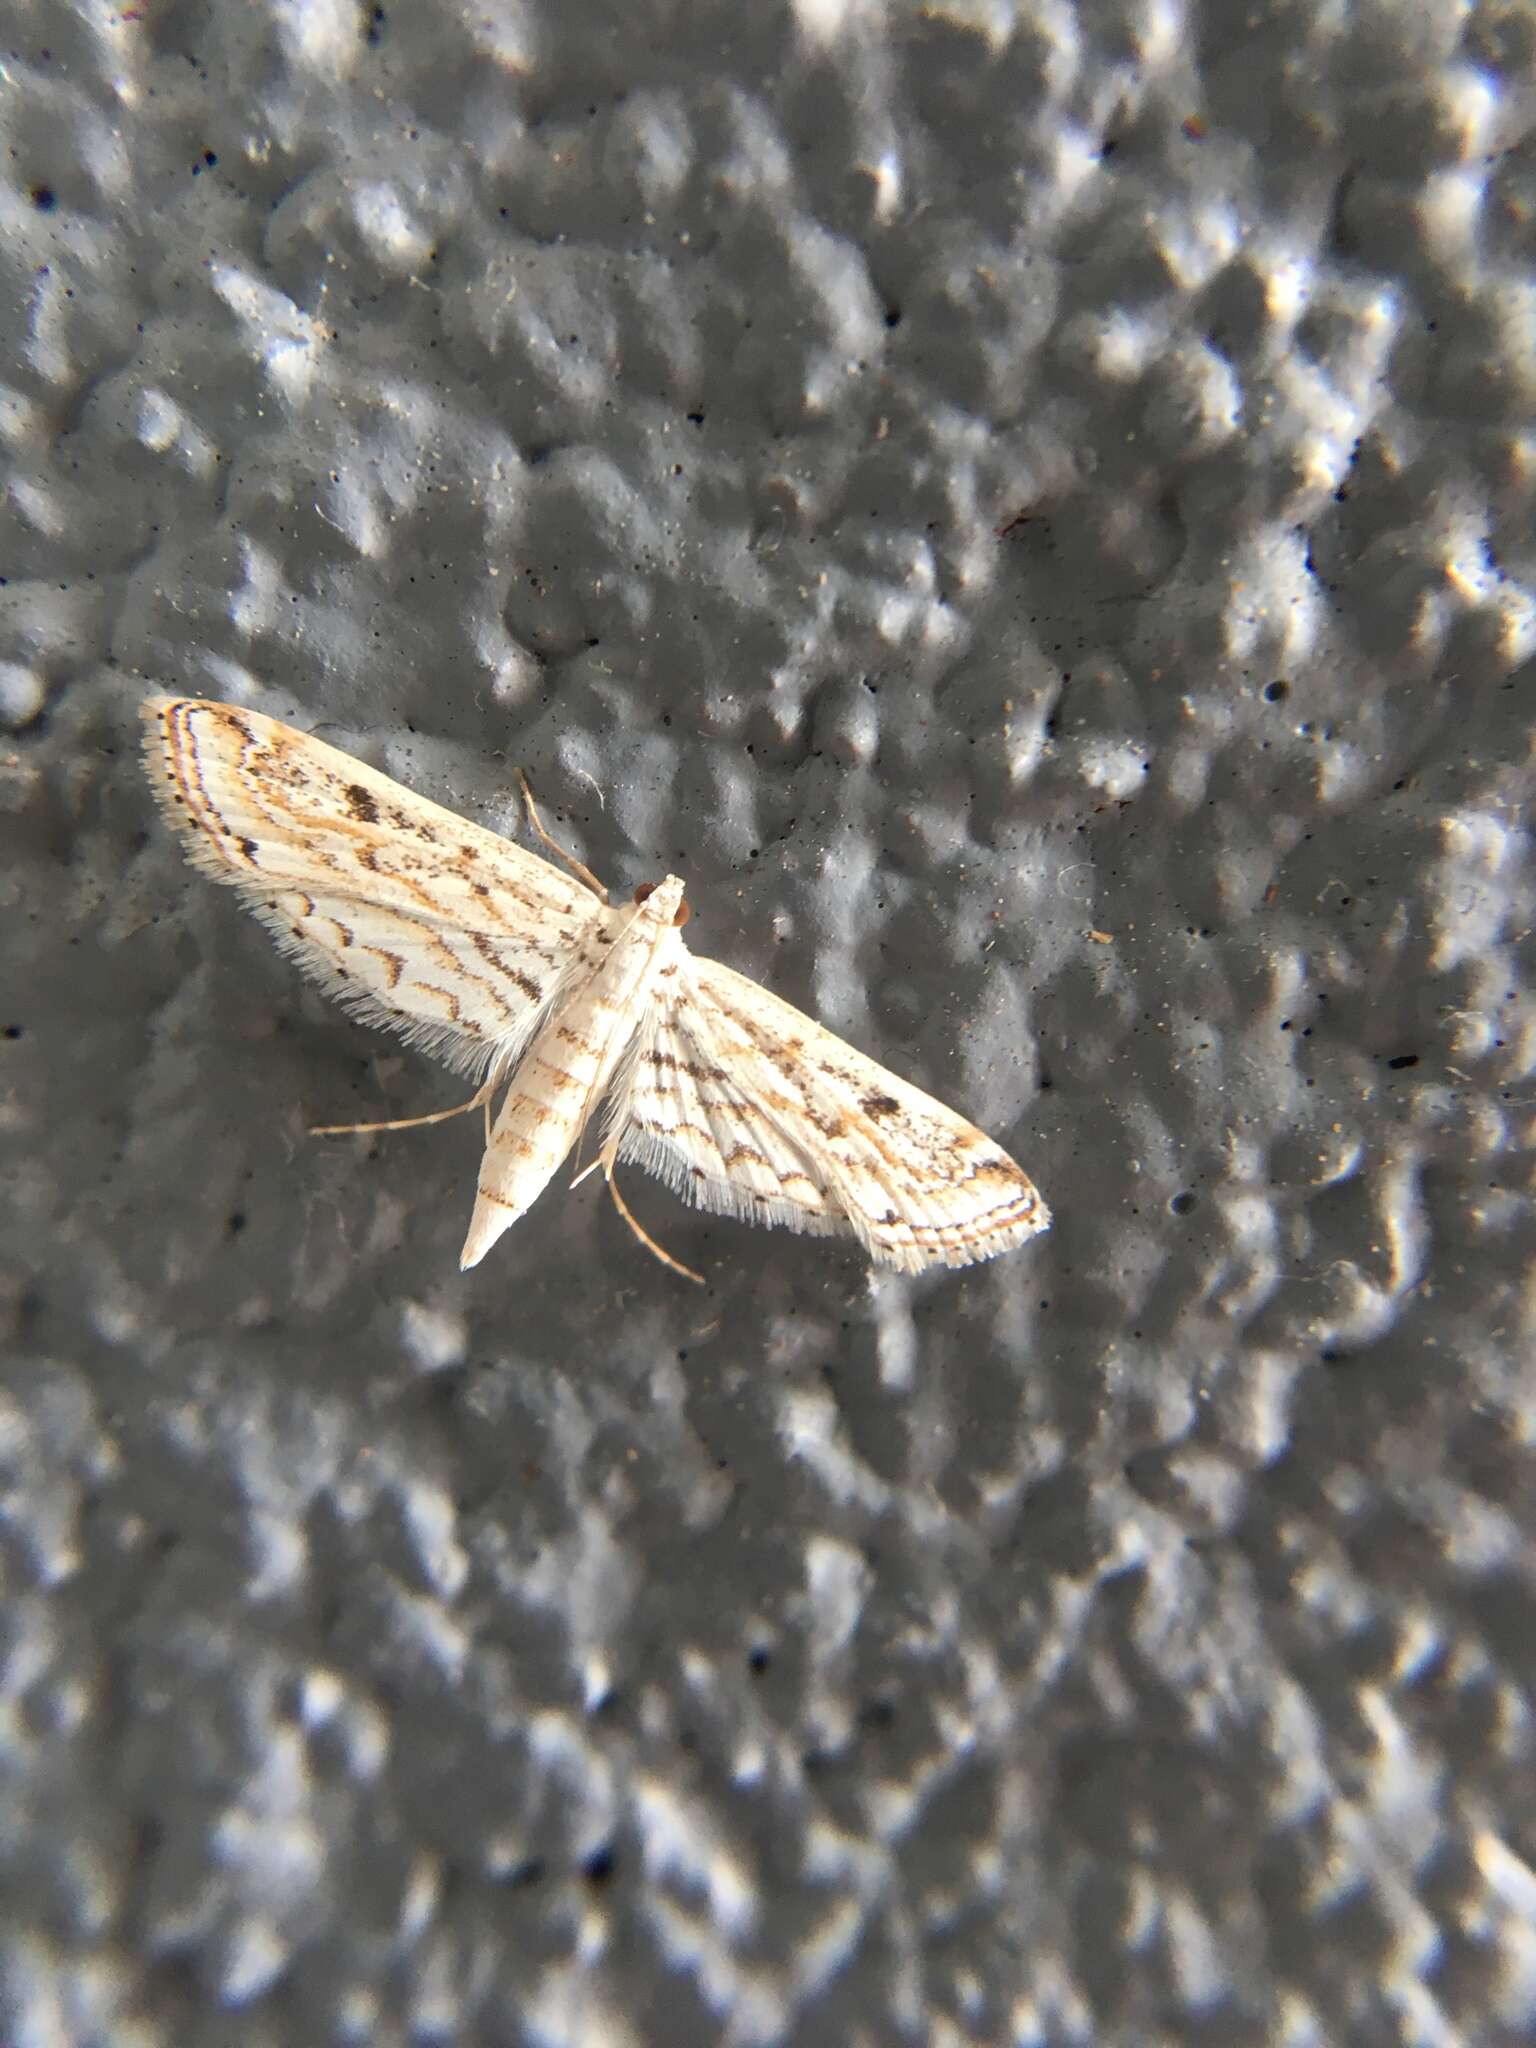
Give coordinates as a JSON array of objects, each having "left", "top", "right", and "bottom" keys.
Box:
[
  {"left": 861, "top": 1091, "right": 901, "bottom": 1121},
  {"left": 466, "top": 931, "right": 543, "bottom": 1005},
  {"left": 345, "top": 782, "right": 379, "bottom": 824}
]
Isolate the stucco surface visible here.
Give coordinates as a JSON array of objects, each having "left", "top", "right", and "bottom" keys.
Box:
[{"left": 2, "top": 3, "right": 1534, "bottom": 2044}]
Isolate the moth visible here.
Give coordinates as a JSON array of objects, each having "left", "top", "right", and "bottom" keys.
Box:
[{"left": 141, "top": 697, "right": 1049, "bottom": 1281}]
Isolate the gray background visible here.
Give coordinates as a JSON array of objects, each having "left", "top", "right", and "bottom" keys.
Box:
[{"left": 3, "top": 1, "right": 1534, "bottom": 2043}]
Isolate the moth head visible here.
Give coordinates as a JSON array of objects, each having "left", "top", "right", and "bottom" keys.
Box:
[{"left": 633, "top": 877, "right": 690, "bottom": 927}]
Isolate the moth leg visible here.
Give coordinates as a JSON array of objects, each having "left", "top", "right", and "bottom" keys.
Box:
[
  {"left": 517, "top": 770, "right": 609, "bottom": 903},
  {"left": 592, "top": 1132, "right": 704, "bottom": 1285},
  {"left": 312, "top": 1075, "right": 496, "bottom": 1138}
]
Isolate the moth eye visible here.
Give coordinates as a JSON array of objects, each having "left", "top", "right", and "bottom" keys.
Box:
[
  {"left": 673, "top": 899, "right": 691, "bottom": 928},
  {"left": 633, "top": 881, "right": 656, "bottom": 905}
]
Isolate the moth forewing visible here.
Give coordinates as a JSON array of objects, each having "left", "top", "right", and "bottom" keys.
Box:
[{"left": 618, "top": 953, "right": 1049, "bottom": 1273}]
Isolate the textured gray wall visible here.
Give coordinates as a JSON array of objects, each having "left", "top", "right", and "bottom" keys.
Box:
[{"left": 3, "top": 2, "right": 1534, "bottom": 2044}]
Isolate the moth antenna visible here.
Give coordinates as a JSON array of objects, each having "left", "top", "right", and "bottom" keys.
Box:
[{"left": 516, "top": 770, "right": 609, "bottom": 903}]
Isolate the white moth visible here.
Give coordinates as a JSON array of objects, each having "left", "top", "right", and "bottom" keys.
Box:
[{"left": 141, "top": 697, "right": 1049, "bottom": 1282}]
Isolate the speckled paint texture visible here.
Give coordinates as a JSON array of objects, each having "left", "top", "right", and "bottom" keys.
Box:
[{"left": 2, "top": 2, "right": 1534, "bottom": 2043}]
